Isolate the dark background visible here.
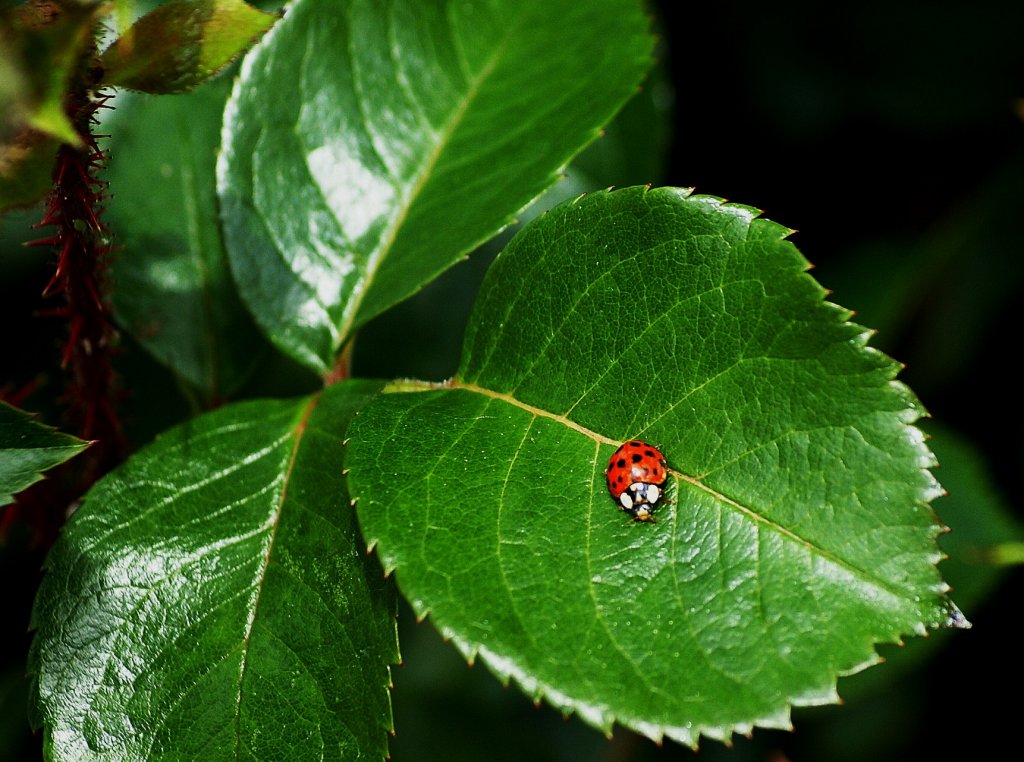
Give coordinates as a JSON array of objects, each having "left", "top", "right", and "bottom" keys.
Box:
[{"left": 3, "top": 0, "right": 1022, "bottom": 759}]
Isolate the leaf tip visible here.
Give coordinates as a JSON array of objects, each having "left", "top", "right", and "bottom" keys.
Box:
[{"left": 945, "top": 603, "right": 972, "bottom": 630}]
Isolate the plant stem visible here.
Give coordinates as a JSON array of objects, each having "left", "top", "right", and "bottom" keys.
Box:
[{"left": 29, "top": 33, "right": 125, "bottom": 488}]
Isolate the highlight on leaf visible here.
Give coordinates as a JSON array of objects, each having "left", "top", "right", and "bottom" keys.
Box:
[
  {"left": 28, "top": 384, "right": 397, "bottom": 760},
  {"left": 217, "top": 0, "right": 654, "bottom": 373}
]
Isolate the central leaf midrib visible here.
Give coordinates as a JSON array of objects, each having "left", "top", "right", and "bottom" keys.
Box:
[
  {"left": 233, "top": 394, "right": 320, "bottom": 756},
  {"left": 335, "top": 2, "right": 534, "bottom": 345},
  {"left": 433, "top": 379, "right": 915, "bottom": 606}
]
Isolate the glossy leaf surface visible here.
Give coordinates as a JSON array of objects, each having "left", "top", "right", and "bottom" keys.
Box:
[
  {"left": 347, "top": 187, "right": 962, "bottom": 745},
  {"left": 107, "top": 81, "right": 267, "bottom": 401},
  {"left": 0, "top": 402, "right": 88, "bottom": 507},
  {"left": 30, "top": 382, "right": 397, "bottom": 761},
  {"left": 218, "top": 0, "right": 652, "bottom": 373}
]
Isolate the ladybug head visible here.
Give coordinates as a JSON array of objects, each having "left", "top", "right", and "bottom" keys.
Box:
[
  {"left": 619, "top": 481, "right": 661, "bottom": 520},
  {"left": 631, "top": 504, "right": 656, "bottom": 522}
]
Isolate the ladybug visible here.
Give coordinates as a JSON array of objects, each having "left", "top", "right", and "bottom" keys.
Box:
[{"left": 605, "top": 440, "right": 668, "bottom": 522}]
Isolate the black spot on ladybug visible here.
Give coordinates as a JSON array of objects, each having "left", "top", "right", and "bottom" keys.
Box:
[{"left": 605, "top": 440, "right": 669, "bottom": 521}]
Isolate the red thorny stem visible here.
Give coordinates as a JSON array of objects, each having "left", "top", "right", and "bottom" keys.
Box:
[
  {"left": 10, "top": 25, "right": 127, "bottom": 544},
  {"left": 34, "top": 97, "right": 125, "bottom": 466}
]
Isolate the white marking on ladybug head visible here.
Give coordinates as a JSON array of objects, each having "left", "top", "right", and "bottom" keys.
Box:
[
  {"left": 646, "top": 484, "right": 660, "bottom": 504},
  {"left": 619, "top": 492, "right": 634, "bottom": 511}
]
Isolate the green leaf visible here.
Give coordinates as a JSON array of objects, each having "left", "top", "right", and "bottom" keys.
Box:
[
  {"left": 0, "top": 402, "right": 88, "bottom": 507},
  {"left": 218, "top": 0, "right": 653, "bottom": 374},
  {"left": 100, "top": 0, "right": 279, "bottom": 94},
  {"left": 0, "top": 127, "right": 58, "bottom": 211},
  {"left": 834, "top": 421, "right": 1023, "bottom": 702},
  {"left": 107, "top": 81, "right": 269, "bottom": 401},
  {"left": 29, "top": 381, "right": 397, "bottom": 761},
  {"left": 0, "top": 1, "right": 104, "bottom": 210},
  {"left": 1, "top": 1, "right": 101, "bottom": 147},
  {"left": 347, "top": 186, "right": 964, "bottom": 746},
  {"left": 925, "top": 422, "right": 1024, "bottom": 596}
]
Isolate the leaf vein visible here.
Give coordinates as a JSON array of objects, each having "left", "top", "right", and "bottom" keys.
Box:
[
  {"left": 337, "top": 0, "right": 533, "bottom": 341},
  {"left": 233, "top": 395, "right": 321, "bottom": 759},
  {"left": 583, "top": 443, "right": 676, "bottom": 712},
  {"left": 78, "top": 434, "right": 291, "bottom": 557},
  {"left": 448, "top": 380, "right": 916, "bottom": 603},
  {"left": 495, "top": 416, "right": 543, "bottom": 653}
]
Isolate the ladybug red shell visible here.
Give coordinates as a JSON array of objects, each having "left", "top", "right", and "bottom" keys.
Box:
[{"left": 605, "top": 440, "right": 668, "bottom": 522}]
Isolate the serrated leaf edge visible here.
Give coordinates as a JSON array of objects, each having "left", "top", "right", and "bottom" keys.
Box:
[{"left": 355, "top": 185, "right": 964, "bottom": 746}]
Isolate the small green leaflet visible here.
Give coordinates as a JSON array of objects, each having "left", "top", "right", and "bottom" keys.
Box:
[
  {"left": 0, "top": 402, "right": 88, "bottom": 507},
  {"left": 100, "top": 0, "right": 279, "bottom": 94},
  {"left": 347, "top": 186, "right": 966, "bottom": 746}
]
